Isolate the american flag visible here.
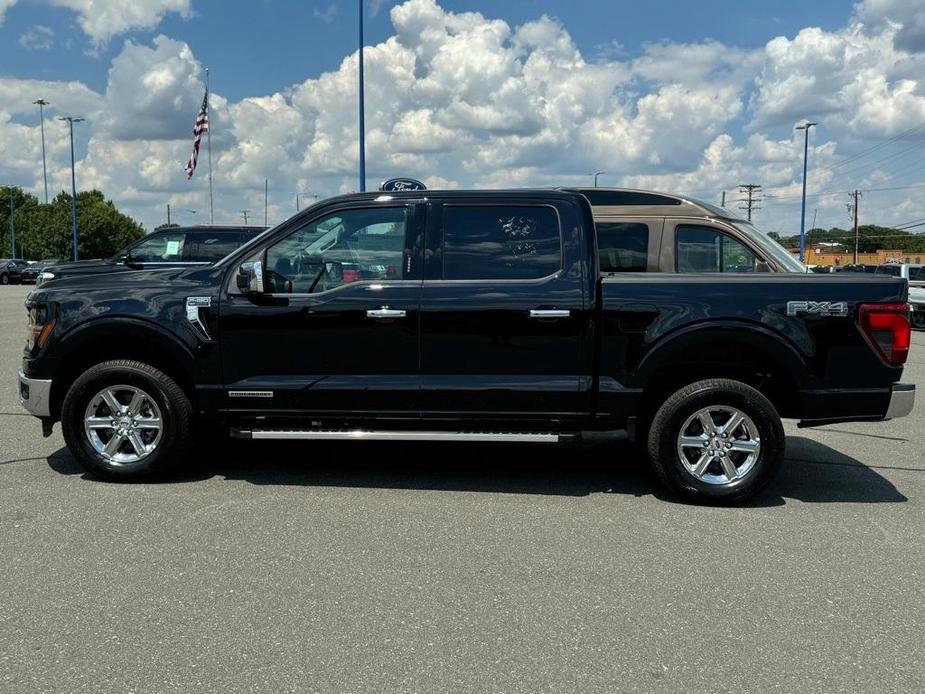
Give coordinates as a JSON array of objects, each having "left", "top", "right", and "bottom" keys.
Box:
[{"left": 184, "top": 90, "right": 209, "bottom": 179}]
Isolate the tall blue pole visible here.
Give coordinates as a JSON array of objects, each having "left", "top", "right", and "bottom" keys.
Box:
[
  {"left": 358, "top": 0, "right": 366, "bottom": 192},
  {"left": 8, "top": 191, "right": 14, "bottom": 259},
  {"left": 66, "top": 119, "right": 80, "bottom": 261},
  {"left": 797, "top": 122, "right": 816, "bottom": 264}
]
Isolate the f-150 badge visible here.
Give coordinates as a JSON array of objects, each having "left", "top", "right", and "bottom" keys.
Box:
[{"left": 786, "top": 300, "right": 848, "bottom": 317}]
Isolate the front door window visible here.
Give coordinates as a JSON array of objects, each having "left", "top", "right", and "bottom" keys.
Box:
[{"left": 265, "top": 207, "right": 407, "bottom": 293}]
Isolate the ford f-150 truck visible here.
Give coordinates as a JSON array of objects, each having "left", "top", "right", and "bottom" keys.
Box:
[{"left": 17, "top": 189, "right": 915, "bottom": 503}]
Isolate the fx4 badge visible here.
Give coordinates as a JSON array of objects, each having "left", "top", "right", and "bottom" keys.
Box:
[{"left": 786, "top": 300, "right": 848, "bottom": 317}]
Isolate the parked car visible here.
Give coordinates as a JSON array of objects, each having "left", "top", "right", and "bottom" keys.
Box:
[
  {"left": 36, "top": 226, "right": 266, "bottom": 286},
  {"left": 907, "top": 266, "right": 925, "bottom": 329},
  {"left": 0, "top": 258, "right": 29, "bottom": 285},
  {"left": 20, "top": 258, "right": 65, "bottom": 284},
  {"left": 565, "top": 187, "right": 805, "bottom": 274},
  {"left": 875, "top": 262, "right": 923, "bottom": 279},
  {"left": 840, "top": 264, "right": 878, "bottom": 274},
  {"left": 18, "top": 189, "right": 913, "bottom": 504}
]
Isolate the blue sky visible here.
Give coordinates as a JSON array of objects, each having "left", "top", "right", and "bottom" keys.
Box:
[
  {"left": 1, "top": 0, "right": 924, "bottom": 234},
  {"left": 1, "top": 1, "right": 853, "bottom": 100}
]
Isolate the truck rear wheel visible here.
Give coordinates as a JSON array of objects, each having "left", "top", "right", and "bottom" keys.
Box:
[
  {"left": 61, "top": 360, "right": 193, "bottom": 480},
  {"left": 646, "top": 378, "right": 784, "bottom": 505}
]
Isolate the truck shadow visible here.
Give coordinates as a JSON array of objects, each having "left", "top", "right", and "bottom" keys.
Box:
[{"left": 45, "top": 435, "right": 908, "bottom": 506}]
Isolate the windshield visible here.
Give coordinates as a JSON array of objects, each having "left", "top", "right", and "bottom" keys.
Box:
[
  {"left": 875, "top": 265, "right": 902, "bottom": 277},
  {"left": 731, "top": 221, "right": 805, "bottom": 273}
]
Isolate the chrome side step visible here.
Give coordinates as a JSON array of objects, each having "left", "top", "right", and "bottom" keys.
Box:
[{"left": 231, "top": 429, "right": 563, "bottom": 443}]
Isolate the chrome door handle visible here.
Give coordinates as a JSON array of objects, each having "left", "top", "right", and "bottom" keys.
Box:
[
  {"left": 529, "top": 309, "right": 571, "bottom": 319},
  {"left": 366, "top": 308, "right": 407, "bottom": 319}
]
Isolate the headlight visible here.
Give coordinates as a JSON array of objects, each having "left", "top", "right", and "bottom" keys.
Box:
[
  {"left": 26, "top": 303, "right": 55, "bottom": 351},
  {"left": 36, "top": 271, "right": 55, "bottom": 286}
]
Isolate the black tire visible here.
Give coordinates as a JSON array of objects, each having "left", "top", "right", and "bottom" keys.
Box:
[
  {"left": 0, "top": 273, "right": 9, "bottom": 285},
  {"left": 646, "top": 378, "right": 785, "bottom": 505},
  {"left": 912, "top": 311, "right": 925, "bottom": 330},
  {"left": 61, "top": 359, "right": 193, "bottom": 480}
]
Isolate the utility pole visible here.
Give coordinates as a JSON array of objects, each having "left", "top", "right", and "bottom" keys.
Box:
[
  {"left": 241, "top": 209, "right": 250, "bottom": 225},
  {"left": 358, "top": 0, "right": 366, "bottom": 192},
  {"left": 264, "top": 178, "right": 268, "bottom": 227},
  {"left": 721, "top": 191, "right": 726, "bottom": 208},
  {"left": 587, "top": 171, "right": 605, "bottom": 187},
  {"left": 167, "top": 203, "right": 171, "bottom": 226},
  {"left": 33, "top": 99, "right": 50, "bottom": 203},
  {"left": 738, "top": 184, "right": 762, "bottom": 222},
  {"left": 849, "top": 190, "right": 861, "bottom": 263},
  {"left": 59, "top": 116, "right": 84, "bottom": 261}
]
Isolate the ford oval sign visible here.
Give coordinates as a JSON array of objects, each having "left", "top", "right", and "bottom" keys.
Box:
[{"left": 379, "top": 177, "right": 427, "bottom": 192}]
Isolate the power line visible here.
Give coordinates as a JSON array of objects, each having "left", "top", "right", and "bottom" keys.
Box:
[{"left": 824, "top": 122, "right": 925, "bottom": 172}]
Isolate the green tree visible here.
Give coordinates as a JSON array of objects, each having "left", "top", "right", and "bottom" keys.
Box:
[{"left": 0, "top": 187, "right": 144, "bottom": 260}]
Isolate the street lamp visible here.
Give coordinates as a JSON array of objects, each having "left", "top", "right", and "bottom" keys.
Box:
[
  {"left": 33, "top": 99, "right": 50, "bottom": 203},
  {"left": 796, "top": 121, "right": 817, "bottom": 263},
  {"left": 59, "top": 116, "right": 84, "bottom": 261},
  {"left": 588, "top": 171, "right": 605, "bottom": 187}
]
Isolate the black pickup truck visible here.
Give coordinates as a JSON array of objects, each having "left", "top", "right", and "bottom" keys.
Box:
[{"left": 17, "top": 189, "right": 915, "bottom": 503}]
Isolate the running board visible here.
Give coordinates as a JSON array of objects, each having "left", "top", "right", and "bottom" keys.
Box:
[{"left": 231, "top": 429, "right": 565, "bottom": 443}]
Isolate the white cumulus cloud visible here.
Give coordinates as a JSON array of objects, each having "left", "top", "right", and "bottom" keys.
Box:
[{"left": 1, "top": 0, "right": 925, "bottom": 236}]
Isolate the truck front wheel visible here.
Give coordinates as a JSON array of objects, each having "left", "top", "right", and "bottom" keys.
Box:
[
  {"left": 646, "top": 378, "right": 785, "bottom": 504},
  {"left": 61, "top": 359, "right": 193, "bottom": 480}
]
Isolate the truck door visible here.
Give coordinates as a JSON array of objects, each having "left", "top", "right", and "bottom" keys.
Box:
[
  {"left": 218, "top": 201, "right": 424, "bottom": 419},
  {"left": 418, "top": 197, "right": 590, "bottom": 427}
]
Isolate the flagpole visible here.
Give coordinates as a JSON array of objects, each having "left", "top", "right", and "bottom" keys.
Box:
[{"left": 206, "top": 67, "right": 214, "bottom": 223}]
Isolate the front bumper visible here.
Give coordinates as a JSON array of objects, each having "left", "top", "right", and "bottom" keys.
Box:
[{"left": 18, "top": 369, "right": 51, "bottom": 417}]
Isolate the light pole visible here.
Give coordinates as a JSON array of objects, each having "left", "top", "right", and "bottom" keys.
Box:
[
  {"left": 4, "top": 186, "right": 15, "bottom": 259},
  {"left": 59, "top": 116, "right": 84, "bottom": 261},
  {"left": 33, "top": 99, "right": 50, "bottom": 203},
  {"left": 796, "top": 121, "right": 817, "bottom": 263},
  {"left": 588, "top": 171, "right": 605, "bottom": 187},
  {"left": 358, "top": 0, "right": 366, "bottom": 192}
]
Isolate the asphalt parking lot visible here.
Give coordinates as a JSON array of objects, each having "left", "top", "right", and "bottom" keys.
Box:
[{"left": 0, "top": 283, "right": 923, "bottom": 693}]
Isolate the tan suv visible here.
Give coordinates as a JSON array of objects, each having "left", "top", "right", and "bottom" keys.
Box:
[{"left": 565, "top": 188, "right": 805, "bottom": 274}]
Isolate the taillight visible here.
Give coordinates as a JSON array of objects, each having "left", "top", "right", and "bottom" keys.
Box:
[{"left": 859, "top": 303, "right": 910, "bottom": 365}]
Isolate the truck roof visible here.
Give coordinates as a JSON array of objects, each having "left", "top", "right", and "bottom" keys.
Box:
[
  {"left": 309, "top": 187, "right": 744, "bottom": 222},
  {"left": 562, "top": 187, "right": 746, "bottom": 220}
]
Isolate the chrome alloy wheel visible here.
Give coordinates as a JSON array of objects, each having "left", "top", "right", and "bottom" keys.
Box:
[
  {"left": 83, "top": 385, "right": 163, "bottom": 465},
  {"left": 676, "top": 406, "right": 761, "bottom": 485}
]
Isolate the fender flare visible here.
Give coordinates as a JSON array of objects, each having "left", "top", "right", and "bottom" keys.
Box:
[
  {"left": 50, "top": 316, "right": 198, "bottom": 380},
  {"left": 630, "top": 320, "right": 814, "bottom": 390}
]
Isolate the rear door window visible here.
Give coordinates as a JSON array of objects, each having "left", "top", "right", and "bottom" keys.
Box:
[
  {"left": 188, "top": 232, "right": 252, "bottom": 262},
  {"left": 676, "top": 226, "right": 758, "bottom": 273},
  {"left": 442, "top": 205, "right": 561, "bottom": 280},
  {"left": 596, "top": 222, "right": 648, "bottom": 272}
]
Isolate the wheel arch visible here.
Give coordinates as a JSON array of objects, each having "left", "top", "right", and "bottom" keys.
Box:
[
  {"left": 633, "top": 321, "right": 812, "bottom": 420},
  {"left": 48, "top": 317, "right": 197, "bottom": 420}
]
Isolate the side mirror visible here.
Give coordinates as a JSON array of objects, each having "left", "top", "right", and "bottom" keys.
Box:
[
  {"left": 755, "top": 260, "right": 772, "bottom": 273},
  {"left": 120, "top": 253, "right": 140, "bottom": 268},
  {"left": 236, "top": 260, "right": 264, "bottom": 294}
]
